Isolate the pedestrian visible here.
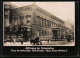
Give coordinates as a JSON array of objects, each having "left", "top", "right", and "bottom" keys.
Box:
[
  {"left": 67, "top": 35, "right": 70, "bottom": 42},
  {"left": 20, "top": 39, "right": 23, "bottom": 44},
  {"left": 48, "top": 39, "right": 49, "bottom": 43},
  {"left": 40, "top": 39, "right": 42, "bottom": 45},
  {"left": 13, "top": 36, "right": 16, "bottom": 43},
  {"left": 69, "top": 35, "right": 71, "bottom": 42},
  {"left": 30, "top": 37, "right": 33, "bottom": 44}
]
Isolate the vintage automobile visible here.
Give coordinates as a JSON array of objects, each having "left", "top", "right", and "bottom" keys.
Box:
[{"left": 30, "top": 37, "right": 42, "bottom": 45}]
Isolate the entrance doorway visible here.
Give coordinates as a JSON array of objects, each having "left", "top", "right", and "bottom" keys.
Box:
[
  {"left": 22, "top": 28, "right": 31, "bottom": 42},
  {"left": 52, "top": 30, "right": 58, "bottom": 39}
]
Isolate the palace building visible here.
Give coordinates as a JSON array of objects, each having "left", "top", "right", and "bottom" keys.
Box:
[{"left": 4, "top": 2, "right": 74, "bottom": 41}]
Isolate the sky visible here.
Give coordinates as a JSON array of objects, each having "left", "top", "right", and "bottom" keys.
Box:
[{"left": 10, "top": 2, "right": 75, "bottom": 25}]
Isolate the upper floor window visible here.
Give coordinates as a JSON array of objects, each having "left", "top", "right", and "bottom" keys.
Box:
[
  {"left": 47, "top": 20, "right": 49, "bottom": 27},
  {"left": 57, "top": 25, "right": 59, "bottom": 28},
  {"left": 44, "top": 19, "right": 46, "bottom": 27},
  {"left": 43, "top": 19, "right": 45, "bottom": 27},
  {"left": 20, "top": 16, "right": 24, "bottom": 25},
  {"left": 26, "top": 15, "right": 31, "bottom": 25},
  {"left": 48, "top": 31, "right": 49, "bottom": 36},
  {"left": 56, "top": 24, "right": 58, "bottom": 28},
  {"left": 42, "top": 18, "right": 44, "bottom": 26},
  {"left": 49, "top": 21, "right": 51, "bottom": 27},
  {"left": 36, "top": 16, "right": 40, "bottom": 26},
  {"left": 41, "top": 18, "right": 43, "bottom": 26},
  {"left": 54, "top": 23, "right": 56, "bottom": 28},
  {"left": 58, "top": 25, "right": 61, "bottom": 28}
]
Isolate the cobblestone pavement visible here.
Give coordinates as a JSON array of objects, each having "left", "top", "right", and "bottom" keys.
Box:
[{"left": 4, "top": 40, "right": 74, "bottom": 46}]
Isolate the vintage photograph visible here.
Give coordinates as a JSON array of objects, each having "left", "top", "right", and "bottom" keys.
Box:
[{"left": 3, "top": 2, "right": 75, "bottom": 46}]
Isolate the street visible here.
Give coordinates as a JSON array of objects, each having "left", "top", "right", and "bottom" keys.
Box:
[{"left": 4, "top": 40, "right": 75, "bottom": 46}]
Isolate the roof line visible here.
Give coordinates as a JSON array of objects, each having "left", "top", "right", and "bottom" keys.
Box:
[{"left": 35, "top": 5, "right": 64, "bottom": 23}]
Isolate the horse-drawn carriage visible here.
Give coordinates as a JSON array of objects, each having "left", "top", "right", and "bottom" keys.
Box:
[{"left": 30, "top": 36, "right": 42, "bottom": 45}]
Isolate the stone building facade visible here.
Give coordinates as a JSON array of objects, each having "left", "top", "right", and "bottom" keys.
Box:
[{"left": 4, "top": 2, "right": 74, "bottom": 41}]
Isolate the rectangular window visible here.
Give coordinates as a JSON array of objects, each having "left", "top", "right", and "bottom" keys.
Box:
[
  {"left": 43, "top": 31, "right": 45, "bottom": 36},
  {"left": 38, "top": 18, "right": 41, "bottom": 26},
  {"left": 56, "top": 24, "right": 58, "bottom": 28},
  {"left": 42, "top": 18, "right": 44, "bottom": 26},
  {"left": 39, "top": 19, "right": 41, "bottom": 26},
  {"left": 36, "top": 16, "right": 38, "bottom": 25},
  {"left": 59, "top": 25, "right": 61, "bottom": 28},
  {"left": 46, "top": 31, "right": 48, "bottom": 36},
  {"left": 51, "top": 22, "right": 52, "bottom": 27},
  {"left": 48, "top": 31, "right": 49, "bottom": 36},
  {"left": 41, "top": 30, "right": 42, "bottom": 36},
  {"left": 44, "top": 19, "right": 46, "bottom": 27},
  {"left": 44, "top": 31, "right": 46, "bottom": 36},
  {"left": 41, "top": 19, "right": 42, "bottom": 26},
  {"left": 47, "top": 20, "right": 49, "bottom": 27},
  {"left": 36, "top": 16, "right": 40, "bottom": 26},
  {"left": 42, "top": 30, "right": 43, "bottom": 36},
  {"left": 53, "top": 23, "right": 54, "bottom": 27},
  {"left": 50, "top": 21, "right": 51, "bottom": 27},
  {"left": 26, "top": 15, "right": 31, "bottom": 25},
  {"left": 54, "top": 23, "right": 56, "bottom": 28},
  {"left": 42, "top": 30, "right": 45, "bottom": 36},
  {"left": 38, "top": 17, "right": 40, "bottom": 26},
  {"left": 20, "top": 17, "right": 23, "bottom": 25},
  {"left": 43, "top": 19, "right": 44, "bottom": 27},
  {"left": 57, "top": 25, "right": 59, "bottom": 28}
]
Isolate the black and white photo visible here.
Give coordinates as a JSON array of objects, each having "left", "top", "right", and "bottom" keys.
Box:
[
  {"left": 1, "top": 1, "right": 79, "bottom": 57},
  {"left": 3, "top": 2, "right": 75, "bottom": 46}
]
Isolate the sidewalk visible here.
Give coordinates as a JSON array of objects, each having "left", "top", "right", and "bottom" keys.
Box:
[
  {"left": 4, "top": 40, "right": 75, "bottom": 46},
  {"left": 42, "top": 40, "right": 74, "bottom": 46}
]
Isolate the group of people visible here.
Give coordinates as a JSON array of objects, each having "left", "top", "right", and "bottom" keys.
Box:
[
  {"left": 12, "top": 36, "right": 41, "bottom": 45},
  {"left": 12, "top": 35, "right": 73, "bottom": 45}
]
